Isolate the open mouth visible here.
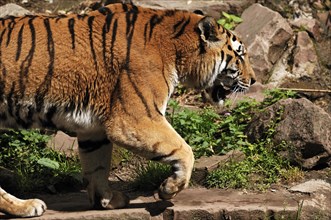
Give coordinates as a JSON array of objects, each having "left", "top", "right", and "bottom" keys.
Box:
[{"left": 206, "top": 84, "right": 232, "bottom": 103}]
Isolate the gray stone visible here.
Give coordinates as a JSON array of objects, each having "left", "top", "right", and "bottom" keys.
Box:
[
  {"left": 290, "top": 17, "right": 321, "bottom": 40},
  {"left": 134, "top": 0, "right": 254, "bottom": 19},
  {"left": 192, "top": 150, "right": 245, "bottom": 185},
  {"left": 0, "top": 3, "right": 32, "bottom": 17},
  {"left": 290, "top": 180, "right": 331, "bottom": 220},
  {"left": 292, "top": 31, "right": 319, "bottom": 78},
  {"left": 246, "top": 98, "right": 331, "bottom": 169},
  {"left": 235, "top": 3, "right": 293, "bottom": 83},
  {"left": 48, "top": 131, "right": 78, "bottom": 155},
  {"left": 289, "top": 179, "right": 331, "bottom": 194}
]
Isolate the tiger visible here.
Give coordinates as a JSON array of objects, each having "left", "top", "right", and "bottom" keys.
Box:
[{"left": 0, "top": 3, "right": 256, "bottom": 217}]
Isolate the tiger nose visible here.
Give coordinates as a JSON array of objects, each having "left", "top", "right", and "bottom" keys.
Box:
[{"left": 250, "top": 78, "right": 256, "bottom": 85}]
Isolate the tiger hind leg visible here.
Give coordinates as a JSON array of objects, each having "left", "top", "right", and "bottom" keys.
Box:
[
  {"left": 0, "top": 187, "right": 46, "bottom": 217},
  {"left": 78, "top": 136, "right": 129, "bottom": 209}
]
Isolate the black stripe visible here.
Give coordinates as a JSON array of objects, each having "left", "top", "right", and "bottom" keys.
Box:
[
  {"left": 82, "top": 87, "right": 90, "bottom": 108},
  {"left": 68, "top": 18, "right": 75, "bottom": 49},
  {"left": 98, "top": 6, "right": 111, "bottom": 15},
  {"left": 162, "top": 67, "right": 170, "bottom": 97},
  {"left": 6, "top": 17, "right": 15, "bottom": 47},
  {"left": 105, "top": 13, "right": 113, "bottom": 33},
  {"left": 127, "top": 74, "right": 152, "bottom": 118},
  {"left": 110, "top": 19, "right": 118, "bottom": 68},
  {"left": 40, "top": 105, "right": 57, "bottom": 128},
  {"left": 143, "top": 22, "right": 148, "bottom": 45},
  {"left": 15, "top": 24, "right": 24, "bottom": 61},
  {"left": 0, "top": 68, "right": 6, "bottom": 102},
  {"left": 151, "top": 149, "right": 178, "bottom": 162},
  {"left": 224, "top": 54, "right": 233, "bottom": 69},
  {"left": 65, "top": 101, "right": 76, "bottom": 113},
  {"left": 124, "top": 6, "right": 138, "bottom": 71},
  {"left": 102, "top": 13, "right": 113, "bottom": 70},
  {"left": 148, "top": 14, "right": 163, "bottom": 41},
  {"left": 173, "top": 17, "right": 190, "bottom": 39},
  {"left": 18, "top": 17, "right": 36, "bottom": 99},
  {"left": 77, "top": 14, "right": 88, "bottom": 20},
  {"left": 173, "top": 18, "right": 185, "bottom": 33},
  {"left": 78, "top": 139, "right": 110, "bottom": 153},
  {"left": 122, "top": 4, "right": 128, "bottom": 12},
  {"left": 20, "top": 17, "right": 36, "bottom": 76},
  {"left": 154, "top": 102, "right": 163, "bottom": 116},
  {"left": 7, "top": 82, "right": 15, "bottom": 116},
  {"left": 198, "top": 37, "right": 206, "bottom": 54},
  {"left": 0, "top": 28, "right": 7, "bottom": 74},
  {"left": 35, "top": 18, "right": 55, "bottom": 112},
  {"left": 88, "top": 16, "right": 99, "bottom": 74},
  {"left": 55, "top": 14, "right": 67, "bottom": 23}
]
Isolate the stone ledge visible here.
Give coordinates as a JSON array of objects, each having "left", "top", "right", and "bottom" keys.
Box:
[{"left": 5, "top": 186, "right": 329, "bottom": 220}]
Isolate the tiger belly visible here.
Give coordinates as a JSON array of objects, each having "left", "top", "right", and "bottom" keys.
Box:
[{"left": 0, "top": 99, "right": 103, "bottom": 136}]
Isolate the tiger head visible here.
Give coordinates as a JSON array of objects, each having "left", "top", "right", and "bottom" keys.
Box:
[{"left": 177, "top": 16, "right": 256, "bottom": 105}]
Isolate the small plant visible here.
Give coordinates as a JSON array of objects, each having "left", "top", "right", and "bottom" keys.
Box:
[
  {"left": 0, "top": 129, "right": 81, "bottom": 193},
  {"left": 167, "top": 100, "right": 221, "bottom": 158},
  {"left": 217, "top": 12, "right": 243, "bottom": 30},
  {"left": 131, "top": 161, "right": 172, "bottom": 191},
  {"left": 206, "top": 89, "right": 303, "bottom": 189}
]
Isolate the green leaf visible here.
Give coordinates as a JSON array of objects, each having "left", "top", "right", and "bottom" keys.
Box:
[
  {"left": 37, "top": 158, "right": 60, "bottom": 170},
  {"left": 230, "top": 15, "right": 243, "bottom": 23},
  {"left": 217, "top": 18, "right": 226, "bottom": 25},
  {"left": 222, "top": 12, "right": 231, "bottom": 19}
]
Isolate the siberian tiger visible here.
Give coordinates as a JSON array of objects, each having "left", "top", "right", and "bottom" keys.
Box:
[{"left": 0, "top": 3, "right": 256, "bottom": 217}]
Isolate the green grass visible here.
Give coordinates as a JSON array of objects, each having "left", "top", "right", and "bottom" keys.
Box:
[
  {"left": 0, "top": 129, "right": 81, "bottom": 193},
  {"left": 131, "top": 161, "right": 172, "bottom": 191}
]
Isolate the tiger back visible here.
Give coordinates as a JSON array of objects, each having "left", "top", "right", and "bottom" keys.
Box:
[{"left": 0, "top": 3, "right": 255, "bottom": 217}]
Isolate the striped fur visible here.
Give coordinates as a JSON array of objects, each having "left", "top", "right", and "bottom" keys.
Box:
[{"left": 0, "top": 3, "right": 255, "bottom": 217}]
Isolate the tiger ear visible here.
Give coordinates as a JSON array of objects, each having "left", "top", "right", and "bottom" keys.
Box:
[{"left": 198, "top": 17, "right": 223, "bottom": 43}]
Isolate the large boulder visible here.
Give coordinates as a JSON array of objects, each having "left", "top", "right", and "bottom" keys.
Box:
[
  {"left": 235, "top": 3, "right": 293, "bottom": 83},
  {"left": 135, "top": 0, "right": 254, "bottom": 19},
  {"left": 246, "top": 98, "right": 331, "bottom": 169},
  {"left": 0, "top": 3, "right": 32, "bottom": 17}
]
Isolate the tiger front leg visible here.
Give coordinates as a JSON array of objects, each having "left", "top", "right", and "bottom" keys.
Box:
[
  {"left": 0, "top": 187, "right": 46, "bottom": 217},
  {"left": 78, "top": 137, "right": 129, "bottom": 209},
  {"left": 156, "top": 141, "right": 194, "bottom": 200},
  {"left": 107, "top": 117, "right": 194, "bottom": 200}
]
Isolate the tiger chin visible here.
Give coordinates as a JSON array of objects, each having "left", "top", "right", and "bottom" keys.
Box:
[{"left": 0, "top": 3, "right": 255, "bottom": 217}]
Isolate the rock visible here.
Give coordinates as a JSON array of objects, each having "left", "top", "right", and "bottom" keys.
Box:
[
  {"left": 292, "top": 31, "right": 319, "bottom": 78},
  {"left": 267, "top": 36, "right": 296, "bottom": 86},
  {"left": 316, "top": 10, "right": 331, "bottom": 35},
  {"left": 235, "top": 3, "right": 294, "bottom": 83},
  {"left": 289, "top": 179, "right": 331, "bottom": 194},
  {"left": 289, "top": 179, "right": 331, "bottom": 219},
  {"left": 246, "top": 98, "right": 331, "bottom": 169},
  {"left": 48, "top": 131, "right": 78, "bottom": 155},
  {"left": 134, "top": 0, "right": 254, "bottom": 19},
  {"left": 0, "top": 3, "right": 32, "bottom": 17},
  {"left": 192, "top": 150, "right": 245, "bottom": 185},
  {"left": 290, "top": 18, "right": 321, "bottom": 40}
]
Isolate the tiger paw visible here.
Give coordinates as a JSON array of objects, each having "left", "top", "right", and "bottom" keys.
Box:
[
  {"left": 4, "top": 198, "right": 47, "bottom": 217},
  {"left": 18, "top": 199, "right": 47, "bottom": 217},
  {"left": 94, "top": 191, "right": 130, "bottom": 210},
  {"left": 157, "top": 178, "right": 186, "bottom": 200}
]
